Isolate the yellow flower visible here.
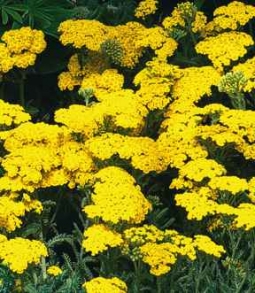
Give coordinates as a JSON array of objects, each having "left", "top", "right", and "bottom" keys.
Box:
[
  {"left": 80, "top": 69, "right": 124, "bottom": 99},
  {"left": 179, "top": 158, "right": 226, "bottom": 182},
  {"left": 83, "top": 277, "right": 127, "bottom": 293},
  {"left": 140, "top": 242, "right": 178, "bottom": 276},
  {"left": 163, "top": 2, "right": 207, "bottom": 35},
  {"left": 232, "top": 57, "right": 255, "bottom": 92},
  {"left": 0, "top": 236, "right": 48, "bottom": 274},
  {"left": 208, "top": 176, "right": 248, "bottom": 195},
  {"left": 47, "top": 265, "right": 63, "bottom": 276},
  {"left": 195, "top": 32, "right": 254, "bottom": 71},
  {"left": 86, "top": 133, "right": 168, "bottom": 173},
  {"left": 0, "top": 100, "right": 30, "bottom": 127},
  {"left": 58, "top": 19, "right": 109, "bottom": 51},
  {"left": 213, "top": 1, "right": 255, "bottom": 30},
  {"left": 0, "top": 27, "right": 46, "bottom": 73},
  {"left": 175, "top": 190, "right": 218, "bottom": 220},
  {"left": 82, "top": 224, "right": 123, "bottom": 256},
  {"left": 2, "top": 27, "right": 46, "bottom": 54},
  {"left": 232, "top": 204, "right": 255, "bottom": 230},
  {"left": 84, "top": 167, "right": 152, "bottom": 224},
  {"left": 193, "top": 235, "right": 225, "bottom": 257},
  {"left": 0, "top": 195, "right": 42, "bottom": 232},
  {"left": 135, "top": 0, "right": 158, "bottom": 19}
]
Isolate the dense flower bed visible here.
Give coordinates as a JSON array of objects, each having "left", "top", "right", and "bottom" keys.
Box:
[{"left": 1, "top": 0, "right": 255, "bottom": 292}]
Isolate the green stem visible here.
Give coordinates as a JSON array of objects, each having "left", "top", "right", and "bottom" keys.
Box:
[
  {"left": 227, "top": 229, "right": 243, "bottom": 260},
  {"left": 39, "top": 229, "right": 47, "bottom": 280},
  {"left": 189, "top": 29, "right": 197, "bottom": 47},
  {"left": 41, "top": 256, "right": 47, "bottom": 280},
  {"left": 236, "top": 272, "right": 248, "bottom": 293},
  {"left": 134, "top": 260, "right": 141, "bottom": 293},
  {"left": 157, "top": 277, "right": 162, "bottom": 293},
  {"left": 33, "top": 271, "right": 38, "bottom": 287},
  {"left": 229, "top": 93, "right": 246, "bottom": 110},
  {"left": 187, "top": 19, "right": 197, "bottom": 47}
]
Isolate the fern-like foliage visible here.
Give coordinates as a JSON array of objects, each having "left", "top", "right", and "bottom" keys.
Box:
[{"left": 0, "top": 265, "right": 15, "bottom": 293}]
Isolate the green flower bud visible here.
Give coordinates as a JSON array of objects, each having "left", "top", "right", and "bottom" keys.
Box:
[{"left": 101, "top": 39, "right": 123, "bottom": 66}]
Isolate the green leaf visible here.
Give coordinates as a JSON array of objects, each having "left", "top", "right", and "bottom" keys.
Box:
[
  {"left": 4, "top": 7, "right": 22, "bottom": 23},
  {"left": 21, "top": 223, "right": 41, "bottom": 237},
  {"left": 47, "top": 233, "right": 74, "bottom": 248},
  {"left": 9, "top": 1, "right": 74, "bottom": 36},
  {"left": 1, "top": 8, "right": 8, "bottom": 25},
  {"left": 25, "top": 104, "right": 40, "bottom": 115},
  {"left": 24, "top": 284, "right": 39, "bottom": 293}
]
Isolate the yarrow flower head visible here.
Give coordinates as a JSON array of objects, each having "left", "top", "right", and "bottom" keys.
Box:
[
  {"left": 0, "top": 236, "right": 48, "bottom": 274},
  {"left": 82, "top": 224, "right": 123, "bottom": 256},
  {"left": 47, "top": 265, "right": 63, "bottom": 277},
  {"left": 83, "top": 277, "right": 127, "bottom": 293},
  {"left": 135, "top": 0, "right": 158, "bottom": 19},
  {"left": 0, "top": 27, "right": 46, "bottom": 73},
  {"left": 83, "top": 167, "right": 152, "bottom": 224},
  {"left": 213, "top": 1, "right": 255, "bottom": 31},
  {"left": 195, "top": 32, "right": 254, "bottom": 71}
]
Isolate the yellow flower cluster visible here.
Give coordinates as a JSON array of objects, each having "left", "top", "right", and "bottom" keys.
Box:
[
  {"left": 140, "top": 242, "right": 179, "bottom": 276},
  {"left": 162, "top": 2, "right": 207, "bottom": 35},
  {"left": 170, "top": 66, "right": 221, "bottom": 111},
  {"left": 47, "top": 265, "right": 63, "bottom": 277},
  {"left": 0, "top": 100, "right": 30, "bottom": 128},
  {"left": 107, "top": 22, "right": 146, "bottom": 68},
  {"left": 80, "top": 69, "right": 124, "bottom": 100},
  {"left": 59, "top": 19, "right": 109, "bottom": 51},
  {"left": 1, "top": 146, "right": 62, "bottom": 191},
  {"left": 0, "top": 235, "right": 48, "bottom": 274},
  {"left": 195, "top": 32, "right": 253, "bottom": 71},
  {"left": 158, "top": 113, "right": 207, "bottom": 170},
  {"left": 134, "top": 59, "right": 180, "bottom": 110},
  {"left": 208, "top": 176, "right": 248, "bottom": 195},
  {"left": 174, "top": 174, "right": 255, "bottom": 230},
  {"left": 175, "top": 176, "right": 255, "bottom": 229},
  {"left": 55, "top": 91, "right": 147, "bottom": 138},
  {"left": 0, "top": 122, "right": 94, "bottom": 191},
  {"left": 233, "top": 204, "right": 255, "bottom": 230},
  {"left": 193, "top": 235, "right": 226, "bottom": 258},
  {"left": 59, "top": 19, "right": 146, "bottom": 68},
  {"left": 179, "top": 158, "right": 226, "bottom": 182},
  {"left": 232, "top": 57, "right": 255, "bottom": 92},
  {"left": 213, "top": 1, "right": 255, "bottom": 31},
  {"left": 82, "top": 224, "right": 123, "bottom": 255},
  {"left": 136, "top": 27, "right": 178, "bottom": 61},
  {"left": 82, "top": 224, "right": 123, "bottom": 256},
  {"left": 135, "top": 0, "right": 158, "bottom": 19},
  {"left": 0, "top": 194, "right": 42, "bottom": 232},
  {"left": 0, "top": 27, "right": 46, "bottom": 73},
  {"left": 122, "top": 224, "right": 225, "bottom": 276},
  {"left": 175, "top": 188, "right": 218, "bottom": 220},
  {"left": 58, "top": 52, "right": 108, "bottom": 91},
  {"left": 83, "top": 277, "right": 127, "bottom": 293},
  {"left": 86, "top": 133, "right": 168, "bottom": 173},
  {"left": 123, "top": 225, "right": 164, "bottom": 248},
  {"left": 84, "top": 167, "right": 151, "bottom": 224}
]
